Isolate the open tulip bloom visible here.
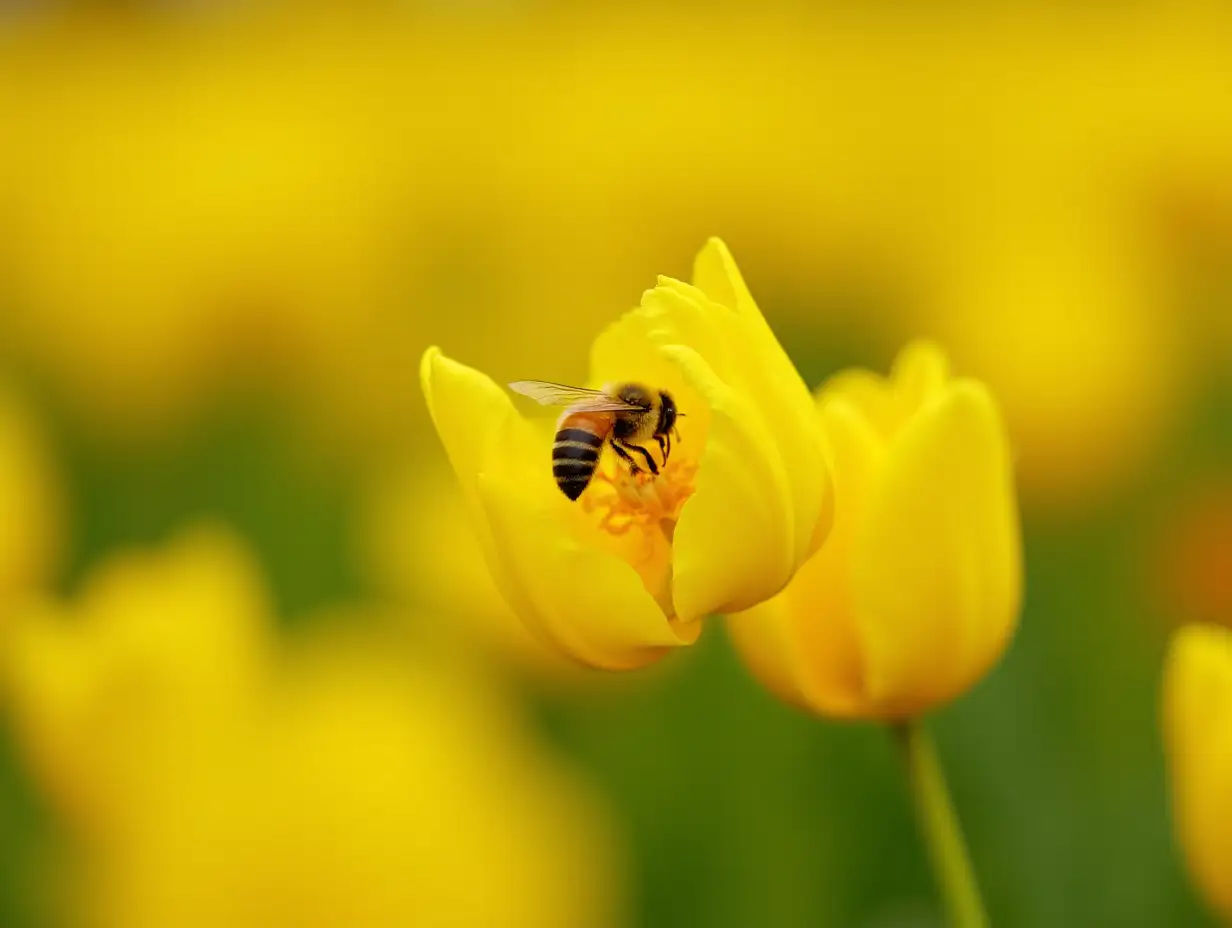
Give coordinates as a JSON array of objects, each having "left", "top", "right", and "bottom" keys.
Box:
[
  {"left": 422, "top": 238, "right": 832, "bottom": 671},
  {"left": 424, "top": 242, "right": 1020, "bottom": 927}
]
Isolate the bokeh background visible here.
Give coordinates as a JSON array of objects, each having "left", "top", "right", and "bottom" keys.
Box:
[{"left": 1, "top": 2, "right": 1230, "bottom": 925}]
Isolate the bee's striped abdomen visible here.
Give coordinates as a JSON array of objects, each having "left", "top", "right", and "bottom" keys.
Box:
[{"left": 552, "top": 417, "right": 608, "bottom": 501}]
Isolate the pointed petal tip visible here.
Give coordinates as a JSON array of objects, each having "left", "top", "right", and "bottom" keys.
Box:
[
  {"left": 419, "top": 346, "right": 448, "bottom": 418},
  {"left": 693, "top": 237, "right": 736, "bottom": 276},
  {"left": 419, "top": 344, "right": 443, "bottom": 383},
  {"left": 691, "top": 236, "right": 758, "bottom": 321},
  {"left": 891, "top": 339, "right": 952, "bottom": 401},
  {"left": 897, "top": 336, "right": 949, "bottom": 359},
  {"left": 421, "top": 347, "right": 487, "bottom": 394},
  {"left": 940, "top": 378, "right": 1006, "bottom": 436}
]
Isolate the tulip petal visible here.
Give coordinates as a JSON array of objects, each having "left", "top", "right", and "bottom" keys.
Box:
[
  {"left": 420, "top": 347, "right": 528, "bottom": 488},
  {"left": 891, "top": 339, "right": 951, "bottom": 417},
  {"left": 725, "top": 594, "right": 813, "bottom": 711},
  {"left": 592, "top": 273, "right": 816, "bottom": 623},
  {"left": 729, "top": 399, "right": 887, "bottom": 714},
  {"left": 851, "top": 379, "right": 1021, "bottom": 715},
  {"left": 796, "top": 398, "right": 887, "bottom": 712},
  {"left": 728, "top": 397, "right": 885, "bottom": 716},
  {"left": 419, "top": 347, "right": 547, "bottom": 633},
  {"left": 817, "top": 368, "right": 898, "bottom": 439},
  {"left": 1163, "top": 624, "right": 1232, "bottom": 921},
  {"left": 589, "top": 286, "right": 712, "bottom": 457},
  {"left": 690, "top": 237, "right": 757, "bottom": 321},
  {"left": 477, "top": 472, "right": 700, "bottom": 671},
  {"left": 692, "top": 239, "right": 828, "bottom": 563},
  {"left": 664, "top": 344, "right": 795, "bottom": 623}
]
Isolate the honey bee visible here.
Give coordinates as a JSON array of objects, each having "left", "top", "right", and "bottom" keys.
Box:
[{"left": 508, "top": 380, "right": 681, "bottom": 501}]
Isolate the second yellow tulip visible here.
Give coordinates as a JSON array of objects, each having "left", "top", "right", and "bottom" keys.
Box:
[{"left": 728, "top": 341, "right": 1022, "bottom": 720}]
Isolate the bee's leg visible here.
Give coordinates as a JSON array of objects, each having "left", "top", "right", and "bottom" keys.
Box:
[
  {"left": 656, "top": 433, "right": 670, "bottom": 466},
  {"left": 611, "top": 442, "right": 643, "bottom": 476},
  {"left": 618, "top": 440, "right": 659, "bottom": 476}
]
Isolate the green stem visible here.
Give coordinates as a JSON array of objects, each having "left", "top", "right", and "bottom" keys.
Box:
[{"left": 891, "top": 718, "right": 988, "bottom": 928}]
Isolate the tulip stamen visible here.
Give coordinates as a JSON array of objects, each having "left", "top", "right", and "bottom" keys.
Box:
[
  {"left": 580, "top": 457, "right": 696, "bottom": 616},
  {"left": 582, "top": 456, "right": 697, "bottom": 543}
]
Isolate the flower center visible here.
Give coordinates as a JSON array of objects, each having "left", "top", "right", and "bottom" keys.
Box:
[
  {"left": 575, "top": 450, "right": 698, "bottom": 616},
  {"left": 581, "top": 455, "right": 698, "bottom": 542}
]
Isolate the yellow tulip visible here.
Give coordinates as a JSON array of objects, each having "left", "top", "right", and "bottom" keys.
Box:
[
  {"left": 728, "top": 341, "right": 1022, "bottom": 719},
  {"left": 87, "top": 632, "right": 624, "bottom": 928},
  {"left": 421, "top": 238, "right": 832, "bottom": 671},
  {"left": 0, "top": 525, "right": 274, "bottom": 833},
  {"left": 1163, "top": 623, "right": 1232, "bottom": 922}
]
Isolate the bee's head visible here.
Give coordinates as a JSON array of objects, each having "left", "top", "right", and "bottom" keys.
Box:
[{"left": 657, "top": 390, "right": 678, "bottom": 435}]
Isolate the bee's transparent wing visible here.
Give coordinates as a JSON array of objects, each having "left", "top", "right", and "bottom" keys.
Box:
[{"left": 508, "top": 380, "right": 642, "bottom": 412}]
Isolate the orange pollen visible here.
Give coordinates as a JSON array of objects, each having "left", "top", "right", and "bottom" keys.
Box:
[{"left": 581, "top": 458, "right": 698, "bottom": 540}]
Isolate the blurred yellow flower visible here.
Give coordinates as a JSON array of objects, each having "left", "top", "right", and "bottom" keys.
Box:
[
  {"left": 728, "top": 341, "right": 1022, "bottom": 720},
  {"left": 1163, "top": 623, "right": 1232, "bottom": 922},
  {"left": 0, "top": 9, "right": 425, "bottom": 439},
  {"left": 1, "top": 525, "right": 273, "bottom": 834},
  {"left": 1, "top": 527, "right": 624, "bottom": 928},
  {"left": 422, "top": 239, "right": 832, "bottom": 671},
  {"left": 910, "top": 189, "right": 1187, "bottom": 513},
  {"left": 90, "top": 634, "right": 623, "bottom": 928},
  {"left": 0, "top": 386, "right": 61, "bottom": 610}
]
